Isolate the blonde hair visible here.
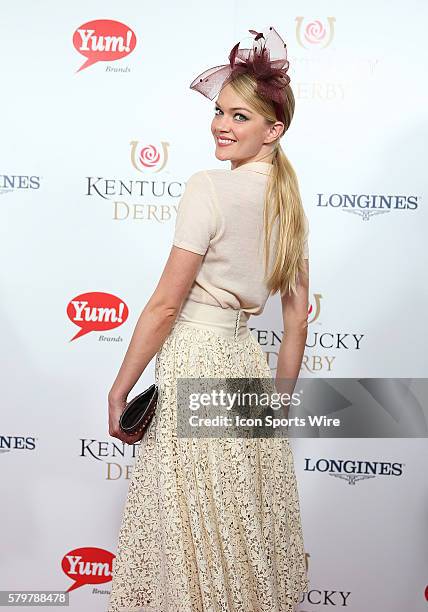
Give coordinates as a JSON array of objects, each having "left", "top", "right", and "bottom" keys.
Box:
[{"left": 227, "top": 74, "right": 308, "bottom": 297}]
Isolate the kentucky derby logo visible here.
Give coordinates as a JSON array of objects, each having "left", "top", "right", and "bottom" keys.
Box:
[
  {"left": 295, "top": 17, "right": 336, "bottom": 48},
  {"left": 308, "top": 293, "right": 322, "bottom": 325},
  {"left": 130, "top": 141, "right": 169, "bottom": 173}
]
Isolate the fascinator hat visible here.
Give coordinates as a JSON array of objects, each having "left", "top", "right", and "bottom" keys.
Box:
[{"left": 189, "top": 26, "right": 291, "bottom": 126}]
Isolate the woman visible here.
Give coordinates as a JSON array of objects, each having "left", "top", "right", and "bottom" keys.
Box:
[{"left": 107, "top": 26, "right": 310, "bottom": 612}]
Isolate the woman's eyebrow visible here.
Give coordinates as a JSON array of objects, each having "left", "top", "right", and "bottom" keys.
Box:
[{"left": 214, "top": 101, "right": 253, "bottom": 113}]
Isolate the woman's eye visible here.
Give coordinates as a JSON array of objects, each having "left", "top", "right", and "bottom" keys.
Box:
[{"left": 214, "top": 107, "right": 247, "bottom": 121}]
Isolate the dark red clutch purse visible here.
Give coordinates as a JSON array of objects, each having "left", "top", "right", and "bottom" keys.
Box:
[{"left": 119, "top": 384, "right": 159, "bottom": 436}]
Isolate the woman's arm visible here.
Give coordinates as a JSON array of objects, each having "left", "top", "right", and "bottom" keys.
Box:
[
  {"left": 108, "top": 245, "right": 204, "bottom": 442},
  {"left": 275, "top": 259, "right": 309, "bottom": 413}
]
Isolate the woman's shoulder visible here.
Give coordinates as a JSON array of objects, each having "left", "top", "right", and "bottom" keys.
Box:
[
  {"left": 185, "top": 166, "right": 265, "bottom": 197},
  {"left": 187, "top": 167, "right": 231, "bottom": 179},
  {"left": 199, "top": 167, "right": 261, "bottom": 185},
  {"left": 188, "top": 165, "right": 267, "bottom": 181},
  {"left": 184, "top": 168, "right": 233, "bottom": 192}
]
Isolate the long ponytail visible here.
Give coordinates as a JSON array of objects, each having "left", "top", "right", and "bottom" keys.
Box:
[
  {"left": 229, "top": 75, "right": 309, "bottom": 297},
  {"left": 263, "top": 144, "right": 308, "bottom": 297}
]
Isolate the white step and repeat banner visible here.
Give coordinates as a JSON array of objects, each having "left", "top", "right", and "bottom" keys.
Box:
[{"left": 1, "top": 1, "right": 427, "bottom": 611}]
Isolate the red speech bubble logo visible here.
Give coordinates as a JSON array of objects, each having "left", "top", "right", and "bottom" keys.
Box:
[
  {"left": 62, "top": 546, "right": 115, "bottom": 592},
  {"left": 67, "top": 291, "right": 129, "bottom": 341},
  {"left": 73, "top": 19, "right": 137, "bottom": 72}
]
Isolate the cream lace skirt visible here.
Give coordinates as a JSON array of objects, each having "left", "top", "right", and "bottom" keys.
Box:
[{"left": 107, "top": 301, "right": 309, "bottom": 612}]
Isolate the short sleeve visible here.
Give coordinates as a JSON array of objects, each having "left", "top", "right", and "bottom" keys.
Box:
[
  {"left": 172, "top": 171, "right": 218, "bottom": 256},
  {"left": 303, "top": 213, "right": 309, "bottom": 259}
]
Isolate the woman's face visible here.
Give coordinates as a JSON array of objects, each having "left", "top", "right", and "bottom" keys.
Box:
[{"left": 210, "top": 82, "right": 283, "bottom": 169}]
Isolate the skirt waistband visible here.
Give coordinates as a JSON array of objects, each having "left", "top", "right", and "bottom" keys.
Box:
[{"left": 176, "top": 300, "right": 250, "bottom": 340}]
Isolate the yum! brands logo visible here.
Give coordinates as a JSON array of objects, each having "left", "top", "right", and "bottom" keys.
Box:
[
  {"left": 67, "top": 292, "right": 128, "bottom": 341},
  {"left": 73, "top": 19, "right": 137, "bottom": 73},
  {"left": 62, "top": 547, "right": 114, "bottom": 592}
]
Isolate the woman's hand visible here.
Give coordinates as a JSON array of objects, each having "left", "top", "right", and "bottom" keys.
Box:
[{"left": 108, "top": 392, "right": 144, "bottom": 445}]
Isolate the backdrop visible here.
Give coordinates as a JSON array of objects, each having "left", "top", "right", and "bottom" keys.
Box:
[{"left": 1, "top": 1, "right": 427, "bottom": 611}]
